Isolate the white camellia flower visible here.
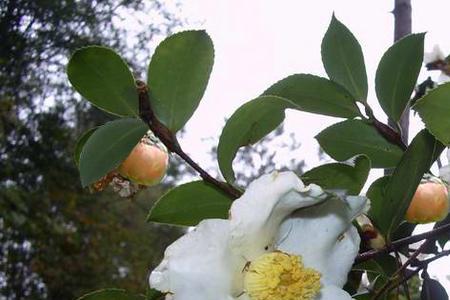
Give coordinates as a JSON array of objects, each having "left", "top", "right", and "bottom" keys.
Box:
[
  {"left": 424, "top": 45, "right": 450, "bottom": 83},
  {"left": 439, "top": 148, "right": 450, "bottom": 184},
  {"left": 150, "top": 171, "right": 368, "bottom": 300}
]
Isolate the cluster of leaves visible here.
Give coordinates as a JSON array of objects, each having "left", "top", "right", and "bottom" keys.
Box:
[
  {"left": 0, "top": 1, "right": 186, "bottom": 299},
  {"left": 70, "top": 14, "right": 450, "bottom": 300}
]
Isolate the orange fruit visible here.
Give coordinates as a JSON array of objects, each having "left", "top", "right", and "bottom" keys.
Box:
[
  {"left": 118, "top": 142, "right": 169, "bottom": 186},
  {"left": 405, "top": 182, "right": 449, "bottom": 224}
]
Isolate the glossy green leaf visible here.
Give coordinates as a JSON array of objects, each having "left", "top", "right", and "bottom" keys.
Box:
[
  {"left": 375, "top": 33, "right": 425, "bottom": 121},
  {"left": 384, "top": 130, "right": 444, "bottom": 238},
  {"left": 218, "top": 96, "right": 294, "bottom": 183},
  {"left": 146, "top": 289, "right": 165, "bottom": 300},
  {"left": 68, "top": 46, "right": 138, "bottom": 117},
  {"left": 263, "top": 74, "right": 361, "bottom": 118},
  {"left": 413, "top": 82, "right": 450, "bottom": 145},
  {"left": 316, "top": 119, "right": 404, "bottom": 168},
  {"left": 148, "top": 181, "right": 232, "bottom": 226},
  {"left": 74, "top": 127, "right": 97, "bottom": 167},
  {"left": 301, "top": 155, "right": 370, "bottom": 195},
  {"left": 321, "top": 15, "right": 368, "bottom": 101},
  {"left": 79, "top": 118, "right": 148, "bottom": 187},
  {"left": 367, "top": 176, "right": 391, "bottom": 235},
  {"left": 356, "top": 254, "right": 397, "bottom": 293},
  {"left": 421, "top": 278, "right": 449, "bottom": 300},
  {"left": 77, "top": 289, "right": 144, "bottom": 300},
  {"left": 147, "top": 30, "right": 214, "bottom": 132}
]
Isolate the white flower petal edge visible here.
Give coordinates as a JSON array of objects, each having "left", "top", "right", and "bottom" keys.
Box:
[
  {"left": 229, "top": 172, "right": 329, "bottom": 260},
  {"left": 424, "top": 44, "right": 445, "bottom": 64},
  {"left": 316, "top": 285, "right": 354, "bottom": 300},
  {"left": 149, "top": 171, "right": 368, "bottom": 300},
  {"left": 149, "top": 219, "right": 242, "bottom": 300},
  {"left": 439, "top": 148, "right": 450, "bottom": 183},
  {"left": 277, "top": 194, "right": 367, "bottom": 288}
]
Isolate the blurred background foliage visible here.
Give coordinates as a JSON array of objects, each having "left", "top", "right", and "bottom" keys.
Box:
[
  {"left": 0, "top": 1, "right": 185, "bottom": 299},
  {"left": 0, "top": 1, "right": 303, "bottom": 299}
]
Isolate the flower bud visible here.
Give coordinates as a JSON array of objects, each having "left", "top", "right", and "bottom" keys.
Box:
[
  {"left": 406, "top": 181, "right": 449, "bottom": 224},
  {"left": 118, "top": 137, "right": 169, "bottom": 186},
  {"left": 357, "top": 215, "right": 386, "bottom": 250}
]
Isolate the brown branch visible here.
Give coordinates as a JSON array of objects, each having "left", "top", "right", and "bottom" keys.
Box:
[
  {"left": 394, "top": 250, "right": 411, "bottom": 300},
  {"left": 363, "top": 103, "right": 407, "bottom": 151},
  {"left": 136, "top": 80, "right": 242, "bottom": 199},
  {"left": 372, "top": 240, "right": 430, "bottom": 299},
  {"left": 356, "top": 222, "right": 450, "bottom": 264},
  {"left": 373, "top": 250, "right": 450, "bottom": 299}
]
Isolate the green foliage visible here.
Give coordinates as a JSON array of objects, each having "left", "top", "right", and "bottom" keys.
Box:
[
  {"left": 375, "top": 33, "right": 425, "bottom": 121},
  {"left": 74, "top": 127, "right": 97, "bottom": 166},
  {"left": 218, "top": 96, "right": 293, "bottom": 184},
  {"left": 369, "top": 130, "right": 444, "bottom": 238},
  {"left": 76, "top": 289, "right": 144, "bottom": 300},
  {"left": 68, "top": 46, "right": 139, "bottom": 117},
  {"left": 263, "top": 74, "right": 361, "bottom": 118},
  {"left": 147, "top": 30, "right": 214, "bottom": 132},
  {"left": 146, "top": 289, "right": 165, "bottom": 300},
  {"left": 148, "top": 181, "right": 232, "bottom": 226},
  {"left": 421, "top": 277, "right": 448, "bottom": 300},
  {"left": 79, "top": 118, "right": 148, "bottom": 187},
  {"left": 321, "top": 15, "right": 368, "bottom": 101},
  {"left": 367, "top": 176, "right": 391, "bottom": 236},
  {"left": 316, "top": 120, "right": 404, "bottom": 168},
  {"left": 413, "top": 82, "right": 450, "bottom": 145},
  {"left": 1, "top": 1, "right": 184, "bottom": 299},
  {"left": 301, "top": 155, "right": 370, "bottom": 195}
]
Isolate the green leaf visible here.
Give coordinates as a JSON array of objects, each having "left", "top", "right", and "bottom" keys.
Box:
[
  {"left": 68, "top": 46, "right": 138, "bottom": 117},
  {"left": 321, "top": 15, "right": 368, "bottom": 101},
  {"left": 367, "top": 176, "right": 391, "bottom": 235},
  {"left": 218, "top": 96, "right": 294, "bottom": 183},
  {"left": 74, "top": 127, "right": 97, "bottom": 167},
  {"left": 375, "top": 33, "right": 425, "bottom": 121},
  {"left": 413, "top": 82, "right": 450, "bottom": 145},
  {"left": 263, "top": 74, "right": 361, "bottom": 118},
  {"left": 146, "top": 289, "right": 165, "bottom": 300},
  {"left": 148, "top": 181, "right": 232, "bottom": 226},
  {"left": 356, "top": 254, "right": 397, "bottom": 291},
  {"left": 384, "top": 130, "right": 444, "bottom": 238},
  {"left": 77, "top": 289, "right": 144, "bottom": 300},
  {"left": 421, "top": 278, "right": 449, "bottom": 300},
  {"left": 301, "top": 155, "right": 370, "bottom": 195},
  {"left": 147, "top": 30, "right": 214, "bottom": 132},
  {"left": 316, "top": 119, "right": 404, "bottom": 168},
  {"left": 79, "top": 118, "right": 148, "bottom": 187}
]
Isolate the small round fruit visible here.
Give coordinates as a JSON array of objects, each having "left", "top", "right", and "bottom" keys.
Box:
[
  {"left": 118, "top": 142, "right": 169, "bottom": 186},
  {"left": 405, "top": 182, "right": 449, "bottom": 224}
]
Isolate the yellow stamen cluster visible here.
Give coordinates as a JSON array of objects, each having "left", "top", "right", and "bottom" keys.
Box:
[{"left": 244, "top": 251, "right": 321, "bottom": 300}]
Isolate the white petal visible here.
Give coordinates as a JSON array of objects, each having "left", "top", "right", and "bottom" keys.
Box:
[
  {"left": 424, "top": 44, "right": 445, "bottom": 64},
  {"left": 438, "top": 72, "right": 450, "bottom": 84},
  {"left": 439, "top": 164, "right": 450, "bottom": 184},
  {"left": 276, "top": 195, "right": 367, "bottom": 287},
  {"left": 316, "top": 285, "right": 354, "bottom": 300},
  {"left": 149, "top": 219, "right": 244, "bottom": 300},
  {"left": 229, "top": 171, "right": 329, "bottom": 260},
  {"left": 447, "top": 148, "right": 450, "bottom": 162}
]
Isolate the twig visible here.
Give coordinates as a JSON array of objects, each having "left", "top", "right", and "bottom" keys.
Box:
[
  {"left": 356, "top": 222, "right": 450, "bottom": 264},
  {"left": 136, "top": 80, "right": 242, "bottom": 199},
  {"left": 372, "top": 240, "right": 430, "bottom": 299},
  {"left": 381, "top": 250, "right": 450, "bottom": 298},
  {"left": 363, "top": 103, "right": 407, "bottom": 151},
  {"left": 394, "top": 251, "right": 411, "bottom": 300}
]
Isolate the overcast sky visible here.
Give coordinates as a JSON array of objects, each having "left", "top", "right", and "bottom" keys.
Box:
[{"left": 173, "top": 0, "right": 450, "bottom": 290}]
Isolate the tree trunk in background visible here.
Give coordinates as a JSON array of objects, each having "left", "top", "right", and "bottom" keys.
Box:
[{"left": 391, "top": 0, "right": 412, "bottom": 144}]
